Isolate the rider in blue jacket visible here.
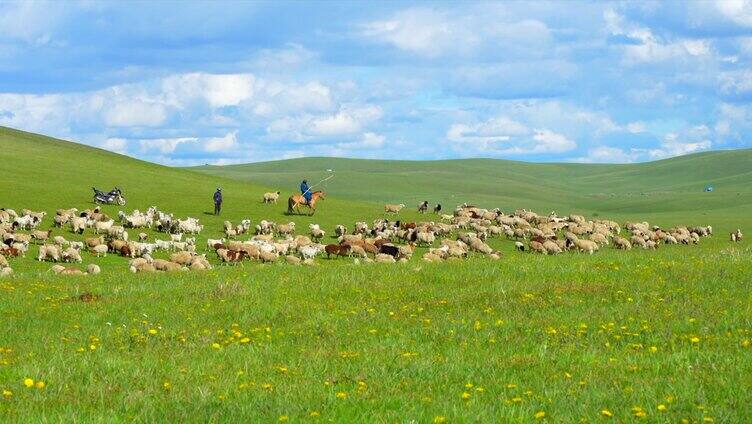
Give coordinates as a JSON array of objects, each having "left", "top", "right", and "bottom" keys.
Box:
[{"left": 300, "top": 180, "right": 312, "bottom": 204}]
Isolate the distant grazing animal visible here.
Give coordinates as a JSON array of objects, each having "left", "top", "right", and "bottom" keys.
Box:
[
  {"left": 378, "top": 244, "right": 400, "bottom": 258},
  {"left": 325, "top": 244, "right": 350, "bottom": 259},
  {"left": 384, "top": 204, "right": 405, "bottom": 214},
  {"left": 731, "top": 229, "right": 743, "bottom": 242},
  {"left": 263, "top": 191, "right": 281, "bottom": 204},
  {"left": 418, "top": 201, "right": 429, "bottom": 213},
  {"left": 514, "top": 241, "right": 525, "bottom": 252},
  {"left": 433, "top": 204, "right": 442, "bottom": 214}
]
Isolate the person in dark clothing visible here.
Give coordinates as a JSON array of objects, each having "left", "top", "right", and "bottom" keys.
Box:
[
  {"left": 300, "top": 179, "right": 312, "bottom": 204},
  {"left": 213, "top": 188, "right": 223, "bottom": 215}
]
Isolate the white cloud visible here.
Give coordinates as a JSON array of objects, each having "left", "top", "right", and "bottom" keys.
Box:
[
  {"left": 648, "top": 132, "right": 712, "bottom": 159},
  {"left": 715, "top": 0, "right": 752, "bottom": 27},
  {"left": 204, "top": 131, "right": 238, "bottom": 152},
  {"left": 447, "top": 116, "right": 528, "bottom": 143},
  {"left": 267, "top": 105, "right": 382, "bottom": 140},
  {"left": 162, "top": 73, "right": 255, "bottom": 108},
  {"left": 719, "top": 69, "right": 752, "bottom": 96},
  {"left": 578, "top": 146, "right": 642, "bottom": 163},
  {"left": 361, "top": 8, "right": 478, "bottom": 57},
  {"left": 626, "top": 121, "right": 647, "bottom": 133},
  {"left": 530, "top": 130, "right": 577, "bottom": 153},
  {"left": 139, "top": 137, "right": 198, "bottom": 154},
  {"left": 100, "top": 138, "right": 128, "bottom": 155},
  {"left": 104, "top": 100, "right": 167, "bottom": 127},
  {"left": 336, "top": 132, "right": 386, "bottom": 150},
  {"left": 446, "top": 114, "right": 576, "bottom": 155},
  {"left": 605, "top": 9, "right": 713, "bottom": 64}
]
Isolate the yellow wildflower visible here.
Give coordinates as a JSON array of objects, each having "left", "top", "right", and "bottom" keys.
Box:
[
  {"left": 309, "top": 411, "right": 320, "bottom": 417},
  {"left": 278, "top": 415, "right": 288, "bottom": 422},
  {"left": 35, "top": 381, "right": 45, "bottom": 389},
  {"left": 336, "top": 391, "right": 347, "bottom": 399},
  {"left": 534, "top": 411, "right": 546, "bottom": 419},
  {"left": 2, "top": 389, "right": 12, "bottom": 398},
  {"left": 461, "top": 392, "right": 471, "bottom": 400},
  {"left": 23, "top": 378, "right": 34, "bottom": 388},
  {"left": 601, "top": 409, "right": 613, "bottom": 417},
  {"left": 148, "top": 329, "right": 158, "bottom": 335},
  {"left": 657, "top": 404, "right": 667, "bottom": 412},
  {"left": 433, "top": 416, "right": 447, "bottom": 423},
  {"left": 690, "top": 336, "right": 700, "bottom": 343}
]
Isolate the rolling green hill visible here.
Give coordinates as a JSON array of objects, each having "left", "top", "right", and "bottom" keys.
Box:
[{"left": 192, "top": 151, "right": 752, "bottom": 224}]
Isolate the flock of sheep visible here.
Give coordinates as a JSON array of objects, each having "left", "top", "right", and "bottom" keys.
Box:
[{"left": 0, "top": 200, "right": 745, "bottom": 277}]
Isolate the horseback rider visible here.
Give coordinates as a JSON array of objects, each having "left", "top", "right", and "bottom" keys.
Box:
[{"left": 300, "top": 179, "right": 312, "bottom": 204}]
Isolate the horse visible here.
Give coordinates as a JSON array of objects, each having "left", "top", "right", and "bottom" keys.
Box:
[{"left": 288, "top": 191, "right": 325, "bottom": 215}]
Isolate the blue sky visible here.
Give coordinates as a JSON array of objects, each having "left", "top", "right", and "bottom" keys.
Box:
[{"left": 1, "top": 1, "right": 752, "bottom": 165}]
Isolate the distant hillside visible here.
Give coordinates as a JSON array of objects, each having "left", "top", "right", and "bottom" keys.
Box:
[
  {"left": 192, "top": 152, "right": 752, "bottom": 218},
  {"left": 1, "top": 126, "right": 750, "bottom": 227}
]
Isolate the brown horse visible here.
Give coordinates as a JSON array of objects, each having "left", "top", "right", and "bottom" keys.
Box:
[{"left": 288, "top": 191, "right": 325, "bottom": 215}]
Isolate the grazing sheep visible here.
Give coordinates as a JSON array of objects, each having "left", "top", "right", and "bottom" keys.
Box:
[
  {"left": 384, "top": 204, "right": 406, "bottom": 214},
  {"left": 0, "top": 267, "right": 12, "bottom": 277},
  {"left": 49, "top": 265, "right": 66, "bottom": 274},
  {"left": 263, "top": 191, "right": 281, "bottom": 204},
  {"left": 31, "top": 229, "right": 52, "bottom": 243},
  {"left": 529, "top": 241, "right": 546, "bottom": 254},
  {"left": 415, "top": 231, "right": 436, "bottom": 246},
  {"left": 62, "top": 247, "right": 83, "bottom": 263},
  {"left": 613, "top": 237, "right": 632, "bottom": 250},
  {"left": 94, "top": 220, "right": 114, "bottom": 234},
  {"left": 731, "top": 229, "right": 743, "bottom": 242},
  {"left": 92, "top": 244, "right": 109, "bottom": 257},
  {"left": 87, "top": 264, "right": 101, "bottom": 275},
  {"left": 53, "top": 236, "right": 68, "bottom": 246},
  {"left": 349, "top": 245, "right": 367, "bottom": 258},
  {"left": 334, "top": 225, "right": 347, "bottom": 238},
  {"left": 574, "top": 239, "right": 599, "bottom": 255},
  {"left": 542, "top": 240, "right": 562, "bottom": 255},
  {"left": 259, "top": 250, "right": 278, "bottom": 263},
  {"left": 276, "top": 222, "right": 296, "bottom": 236},
  {"left": 37, "top": 244, "right": 62, "bottom": 262},
  {"left": 321, "top": 244, "right": 344, "bottom": 259},
  {"left": 0, "top": 254, "right": 7, "bottom": 268},
  {"left": 170, "top": 251, "right": 196, "bottom": 266},
  {"left": 375, "top": 253, "right": 396, "bottom": 263},
  {"left": 514, "top": 241, "right": 525, "bottom": 252},
  {"left": 309, "top": 224, "right": 325, "bottom": 242},
  {"left": 86, "top": 236, "right": 105, "bottom": 248},
  {"left": 285, "top": 255, "right": 302, "bottom": 265},
  {"left": 422, "top": 252, "right": 444, "bottom": 262},
  {"left": 299, "top": 244, "right": 324, "bottom": 260},
  {"left": 418, "top": 201, "right": 429, "bottom": 213},
  {"left": 589, "top": 233, "right": 609, "bottom": 246},
  {"left": 138, "top": 232, "right": 148, "bottom": 242}
]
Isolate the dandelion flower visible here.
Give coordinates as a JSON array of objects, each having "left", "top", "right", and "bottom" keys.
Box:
[
  {"left": 211, "top": 342, "right": 221, "bottom": 349},
  {"left": 649, "top": 346, "right": 658, "bottom": 353},
  {"left": 657, "top": 404, "right": 667, "bottom": 412},
  {"left": 148, "top": 329, "right": 158, "bottom": 335},
  {"left": 601, "top": 409, "right": 613, "bottom": 417},
  {"left": 703, "top": 417, "right": 714, "bottom": 423},
  {"left": 336, "top": 391, "right": 347, "bottom": 399},
  {"left": 534, "top": 411, "right": 546, "bottom": 419},
  {"left": 690, "top": 337, "right": 700, "bottom": 343},
  {"left": 433, "top": 416, "right": 447, "bottom": 423},
  {"left": 239, "top": 337, "right": 250, "bottom": 344},
  {"left": 35, "top": 381, "right": 45, "bottom": 389},
  {"left": 461, "top": 392, "right": 471, "bottom": 400},
  {"left": 23, "top": 378, "right": 34, "bottom": 388},
  {"left": 309, "top": 411, "right": 320, "bottom": 417},
  {"left": 278, "top": 415, "right": 288, "bottom": 422}
]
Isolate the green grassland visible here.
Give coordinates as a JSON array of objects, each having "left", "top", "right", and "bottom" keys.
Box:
[{"left": 1, "top": 127, "right": 751, "bottom": 422}]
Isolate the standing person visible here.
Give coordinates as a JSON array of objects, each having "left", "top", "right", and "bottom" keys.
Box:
[
  {"left": 213, "top": 187, "right": 223, "bottom": 215},
  {"left": 300, "top": 179, "right": 312, "bottom": 204}
]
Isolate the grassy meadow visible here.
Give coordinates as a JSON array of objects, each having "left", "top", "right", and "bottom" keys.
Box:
[{"left": 1, "top": 127, "right": 751, "bottom": 422}]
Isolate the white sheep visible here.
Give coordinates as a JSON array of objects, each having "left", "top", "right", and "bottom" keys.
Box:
[
  {"left": 263, "top": 191, "right": 281, "bottom": 204},
  {"left": 384, "top": 204, "right": 406, "bottom": 214},
  {"left": 92, "top": 244, "right": 109, "bottom": 257}
]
